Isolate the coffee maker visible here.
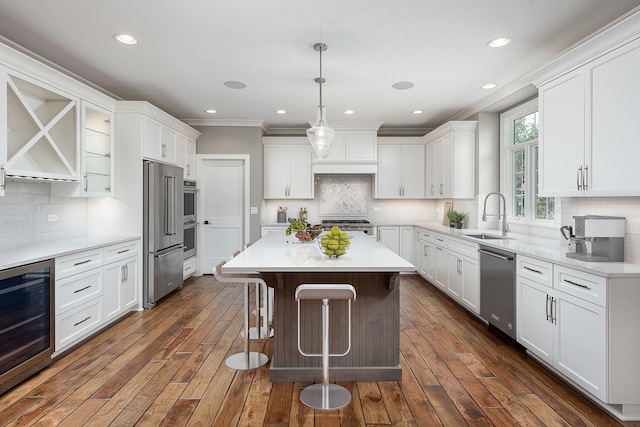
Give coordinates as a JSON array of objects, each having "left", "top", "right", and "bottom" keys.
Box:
[{"left": 561, "top": 215, "right": 625, "bottom": 262}]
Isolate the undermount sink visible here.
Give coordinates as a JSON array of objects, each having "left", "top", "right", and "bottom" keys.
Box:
[{"left": 464, "top": 233, "right": 508, "bottom": 240}]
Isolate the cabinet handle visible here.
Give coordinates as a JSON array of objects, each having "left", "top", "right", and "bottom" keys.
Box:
[
  {"left": 583, "top": 165, "right": 588, "bottom": 191},
  {"left": 84, "top": 173, "right": 88, "bottom": 192},
  {"left": 117, "top": 249, "right": 130, "bottom": 254},
  {"left": 73, "top": 259, "right": 92, "bottom": 267},
  {"left": 161, "top": 143, "right": 167, "bottom": 158},
  {"left": 563, "top": 279, "right": 591, "bottom": 290},
  {"left": 0, "top": 164, "right": 5, "bottom": 190},
  {"left": 439, "top": 183, "right": 443, "bottom": 195},
  {"left": 74, "top": 316, "right": 92, "bottom": 327},
  {"left": 436, "top": 247, "right": 444, "bottom": 252},
  {"left": 186, "top": 164, "right": 191, "bottom": 176},
  {"left": 545, "top": 295, "right": 550, "bottom": 321},
  {"left": 436, "top": 237, "right": 444, "bottom": 243},
  {"left": 551, "top": 297, "right": 557, "bottom": 324},
  {"left": 523, "top": 266, "right": 542, "bottom": 275},
  {"left": 73, "top": 285, "right": 91, "bottom": 294},
  {"left": 577, "top": 166, "right": 583, "bottom": 191},
  {"left": 430, "top": 185, "right": 434, "bottom": 196}
]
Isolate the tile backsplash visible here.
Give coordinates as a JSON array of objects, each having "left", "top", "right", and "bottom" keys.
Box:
[{"left": 0, "top": 181, "right": 88, "bottom": 250}]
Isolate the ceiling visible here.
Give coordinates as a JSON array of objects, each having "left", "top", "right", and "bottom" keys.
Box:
[{"left": 1, "top": 0, "right": 638, "bottom": 134}]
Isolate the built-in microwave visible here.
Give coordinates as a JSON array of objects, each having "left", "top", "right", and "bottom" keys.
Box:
[{"left": 184, "top": 180, "right": 197, "bottom": 223}]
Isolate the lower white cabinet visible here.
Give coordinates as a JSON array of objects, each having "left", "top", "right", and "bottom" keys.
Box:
[
  {"left": 377, "top": 226, "right": 415, "bottom": 264},
  {"left": 183, "top": 256, "right": 197, "bottom": 279},
  {"left": 54, "top": 239, "right": 139, "bottom": 355},
  {"left": 517, "top": 268, "right": 606, "bottom": 401},
  {"left": 415, "top": 228, "right": 480, "bottom": 315}
]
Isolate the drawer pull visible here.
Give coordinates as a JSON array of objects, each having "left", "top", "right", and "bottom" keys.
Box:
[
  {"left": 73, "top": 286, "right": 91, "bottom": 294},
  {"left": 523, "top": 266, "right": 543, "bottom": 275},
  {"left": 73, "top": 259, "right": 92, "bottom": 267},
  {"left": 74, "top": 316, "right": 92, "bottom": 327},
  {"left": 563, "top": 279, "right": 591, "bottom": 290},
  {"left": 117, "top": 249, "right": 130, "bottom": 254}
]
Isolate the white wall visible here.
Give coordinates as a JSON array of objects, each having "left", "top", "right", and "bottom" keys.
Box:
[{"left": 0, "top": 181, "right": 88, "bottom": 250}]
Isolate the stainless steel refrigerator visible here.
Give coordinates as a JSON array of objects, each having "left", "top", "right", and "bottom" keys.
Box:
[{"left": 143, "top": 160, "right": 184, "bottom": 308}]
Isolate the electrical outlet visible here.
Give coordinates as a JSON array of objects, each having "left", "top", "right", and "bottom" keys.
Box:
[
  {"left": 373, "top": 207, "right": 381, "bottom": 212},
  {"left": 250, "top": 206, "right": 259, "bottom": 215},
  {"left": 48, "top": 214, "right": 58, "bottom": 222}
]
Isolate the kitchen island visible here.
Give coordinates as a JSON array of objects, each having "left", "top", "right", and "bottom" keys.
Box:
[{"left": 223, "top": 231, "right": 414, "bottom": 382}]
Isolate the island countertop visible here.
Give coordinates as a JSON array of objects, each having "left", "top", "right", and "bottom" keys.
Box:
[{"left": 223, "top": 231, "right": 415, "bottom": 273}]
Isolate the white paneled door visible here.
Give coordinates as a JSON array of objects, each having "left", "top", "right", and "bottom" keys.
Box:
[{"left": 199, "top": 157, "right": 247, "bottom": 275}]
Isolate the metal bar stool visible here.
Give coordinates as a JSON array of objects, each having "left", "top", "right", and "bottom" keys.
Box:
[
  {"left": 295, "top": 283, "right": 357, "bottom": 410},
  {"left": 214, "top": 260, "right": 269, "bottom": 370},
  {"left": 244, "top": 242, "right": 273, "bottom": 339}
]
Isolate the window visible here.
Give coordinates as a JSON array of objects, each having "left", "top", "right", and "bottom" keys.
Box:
[{"left": 501, "top": 98, "right": 556, "bottom": 223}]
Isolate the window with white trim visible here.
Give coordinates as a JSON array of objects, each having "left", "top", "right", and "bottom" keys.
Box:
[{"left": 501, "top": 98, "right": 556, "bottom": 223}]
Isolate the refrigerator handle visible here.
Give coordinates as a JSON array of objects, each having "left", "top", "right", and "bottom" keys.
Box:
[{"left": 165, "top": 176, "right": 177, "bottom": 236}]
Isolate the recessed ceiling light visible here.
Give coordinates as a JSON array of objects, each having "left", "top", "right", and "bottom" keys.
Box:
[
  {"left": 481, "top": 83, "right": 497, "bottom": 90},
  {"left": 276, "top": 109, "right": 287, "bottom": 114},
  {"left": 392, "top": 81, "right": 414, "bottom": 90},
  {"left": 224, "top": 80, "right": 247, "bottom": 89},
  {"left": 487, "top": 37, "right": 512, "bottom": 48},
  {"left": 344, "top": 110, "right": 355, "bottom": 115},
  {"left": 114, "top": 34, "right": 138, "bottom": 45},
  {"left": 205, "top": 109, "right": 217, "bottom": 114},
  {"left": 412, "top": 110, "right": 424, "bottom": 115}
]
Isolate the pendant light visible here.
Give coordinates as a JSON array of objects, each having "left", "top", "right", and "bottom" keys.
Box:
[{"left": 307, "top": 43, "right": 335, "bottom": 159}]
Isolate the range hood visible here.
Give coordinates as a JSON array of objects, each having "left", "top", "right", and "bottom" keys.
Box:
[{"left": 312, "top": 161, "right": 378, "bottom": 174}]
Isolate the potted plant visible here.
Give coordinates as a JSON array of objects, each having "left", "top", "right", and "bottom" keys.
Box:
[{"left": 447, "top": 210, "right": 467, "bottom": 229}]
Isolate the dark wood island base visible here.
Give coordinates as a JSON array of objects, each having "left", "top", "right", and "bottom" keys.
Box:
[{"left": 262, "top": 271, "right": 402, "bottom": 383}]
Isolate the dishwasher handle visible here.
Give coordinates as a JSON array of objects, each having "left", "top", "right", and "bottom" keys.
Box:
[{"left": 478, "top": 248, "right": 514, "bottom": 261}]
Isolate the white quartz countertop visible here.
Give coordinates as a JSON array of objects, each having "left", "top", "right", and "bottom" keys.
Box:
[
  {"left": 223, "top": 231, "right": 414, "bottom": 273},
  {"left": 0, "top": 235, "right": 141, "bottom": 271},
  {"left": 412, "top": 222, "right": 640, "bottom": 278}
]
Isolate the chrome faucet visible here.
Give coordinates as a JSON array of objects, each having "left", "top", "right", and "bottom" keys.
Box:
[{"left": 482, "top": 192, "right": 510, "bottom": 236}]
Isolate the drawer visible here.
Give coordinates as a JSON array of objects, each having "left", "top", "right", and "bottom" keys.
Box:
[
  {"left": 555, "top": 265, "right": 607, "bottom": 307},
  {"left": 434, "top": 234, "right": 447, "bottom": 247},
  {"left": 517, "top": 255, "right": 553, "bottom": 288},
  {"left": 416, "top": 229, "right": 435, "bottom": 243},
  {"left": 55, "top": 297, "right": 103, "bottom": 350},
  {"left": 56, "top": 248, "right": 103, "bottom": 279},
  {"left": 447, "top": 236, "right": 479, "bottom": 259},
  {"left": 56, "top": 269, "right": 103, "bottom": 314},
  {"left": 105, "top": 241, "right": 139, "bottom": 264},
  {"left": 183, "top": 257, "right": 197, "bottom": 279}
]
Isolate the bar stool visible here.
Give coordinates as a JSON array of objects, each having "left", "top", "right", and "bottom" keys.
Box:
[
  {"left": 244, "top": 242, "right": 273, "bottom": 339},
  {"left": 214, "top": 261, "right": 269, "bottom": 370},
  {"left": 295, "top": 283, "right": 356, "bottom": 410}
]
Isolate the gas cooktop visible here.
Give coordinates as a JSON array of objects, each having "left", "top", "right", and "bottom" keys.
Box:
[{"left": 321, "top": 219, "right": 371, "bottom": 224}]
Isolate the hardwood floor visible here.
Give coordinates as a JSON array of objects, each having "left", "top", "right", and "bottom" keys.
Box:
[{"left": 1, "top": 274, "right": 637, "bottom": 426}]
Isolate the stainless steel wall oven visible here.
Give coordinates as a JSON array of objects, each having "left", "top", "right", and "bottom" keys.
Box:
[
  {"left": 0, "top": 259, "right": 54, "bottom": 394},
  {"left": 183, "top": 180, "right": 197, "bottom": 260}
]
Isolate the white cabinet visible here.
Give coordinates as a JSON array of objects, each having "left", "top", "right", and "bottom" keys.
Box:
[
  {"left": 424, "top": 121, "right": 476, "bottom": 199},
  {"left": 445, "top": 236, "right": 479, "bottom": 314},
  {"left": 176, "top": 134, "right": 196, "bottom": 179},
  {"left": 377, "top": 226, "right": 400, "bottom": 254},
  {"left": 517, "top": 256, "right": 606, "bottom": 401},
  {"left": 375, "top": 138, "right": 425, "bottom": 199},
  {"left": 143, "top": 116, "right": 177, "bottom": 164},
  {"left": 433, "top": 234, "right": 448, "bottom": 291},
  {"left": 539, "top": 37, "right": 640, "bottom": 197},
  {"left": 377, "top": 225, "right": 414, "bottom": 264},
  {"left": 54, "top": 240, "right": 139, "bottom": 356},
  {"left": 312, "top": 130, "right": 378, "bottom": 174},
  {"left": 1, "top": 67, "right": 80, "bottom": 186},
  {"left": 416, "top": 229, "right": 436, "bottom": 283},
  {"left": 183, "top": 256, "right": 197, "bottom": 279},
  {"left": 263, "top": 138, "right": 313, "bottom": 199},
  {"left": 52, "top": 101, "right": 115, "bottom": 197}
]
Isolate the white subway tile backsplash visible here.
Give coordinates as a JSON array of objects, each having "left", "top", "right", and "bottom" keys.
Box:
[{"left": 0, "top": 181, "right": 88, "bottom": 250}]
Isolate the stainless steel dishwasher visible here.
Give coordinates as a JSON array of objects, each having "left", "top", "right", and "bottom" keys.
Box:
[{"left": 479, "top": 245, "right": 516, "bottom": 339}]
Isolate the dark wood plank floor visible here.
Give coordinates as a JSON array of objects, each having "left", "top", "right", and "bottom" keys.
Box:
[{"left": 1, "top": 274, "right": 637, "bottom": 426}]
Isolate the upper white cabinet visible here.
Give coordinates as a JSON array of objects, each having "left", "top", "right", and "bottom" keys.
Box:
[
  {"left": 375, "top": 137, "right": 425, "bottom": 199},
  {"left": 143, "top": 116, "right": 177, "bottom": 164},
  {"left": 263, "top": 137, "right": 313, "bottom": 199},
  {"left": 53, "top": 101, "right": 115, "bottom": 197},
  {"left": 538, "top": 36, "right": 640, "bottom": 197},
  {"left": 175, "top": 133, "right": 196, "bottom": 179},
  {"left": 312, "top": 130, "right": 378, "bottom": 174},
  {"left": 1, "top": 67, "right": 80, "bottom": 185},
  {"left": 424, "top": 121, "right": 477, "bottom": 199}
]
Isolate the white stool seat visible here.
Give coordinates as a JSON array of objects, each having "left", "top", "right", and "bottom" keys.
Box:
[{"left": 296, "top": 283, "right": 356, "bottom": 410}]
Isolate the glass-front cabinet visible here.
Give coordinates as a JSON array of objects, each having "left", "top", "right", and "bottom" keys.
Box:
[{"left": 82, "top": 102, "right": 114, "bottom": 196}]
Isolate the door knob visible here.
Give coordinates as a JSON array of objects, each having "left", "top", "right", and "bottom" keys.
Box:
[{"left": 204, "top": 220, "right": 209, "bottom": 224}]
